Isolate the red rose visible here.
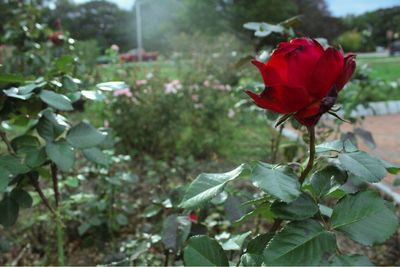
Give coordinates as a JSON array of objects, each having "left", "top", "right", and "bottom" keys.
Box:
[
  {"left": 246, "top": 38, "right": 356, "bottom": 126},
  {"left": 188, "top": 212, "right": 198, "bottom": 223}
]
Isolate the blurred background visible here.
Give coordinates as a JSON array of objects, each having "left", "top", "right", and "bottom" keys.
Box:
[{"left": 1, "top": 0, "right": 400, "bottom": 265}]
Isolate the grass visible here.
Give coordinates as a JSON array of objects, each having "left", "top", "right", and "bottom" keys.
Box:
[{"left": 357, "top": 55, "right": 400, "bottom": 81}]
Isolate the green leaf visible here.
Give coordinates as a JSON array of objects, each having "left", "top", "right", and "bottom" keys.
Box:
[
  {"left": 234, "top": 202, "right": 273, "bottom": 225},
  {"left": 142, "top": 204, "right": 162, "bottom": 218},
  {"left": 46, "top": 141, "right": 75, "bottom": 172},
  {"left": 39, "top": 90, "right": 73, "bottom": 111},
  {"left": 82, "top": 147, "right": 109, "bottom": 166},
  {"left": 3, "top": 87, "right": 33, "bottom": 100},
  {"left": 0, "top": 155, "right": 30, "bottom": 175},
  {"left": 380, "top": 159, "right": 400, "bottom": 174},
  {"left": 331, "top": 190, "right": 398, "bottom": 245},
  {"left": 220, "top": 231, "right": 251, "bottom": 251},
  {"left": 179, "top": 164, "right": 247, "bottom": 209},
  {"left": 10, "top": 188, "right": 33, "bottom": 209},
  {"left": 11, "top": 135, "right": 40, "bottom": 152},
  {"left": 243, "top": 22, "right": 284, "bottom": 37},
  {"left": 338, "top": 151, "right": 387, "bottom": 183},
  {"left": 11, "top": 135, "right": 47, "bottom": 168},
  {"left": 0, "top": 196, "right": 19, "bottom": 227},
  {"left": 246, "top": 233, "right": 273, "bottom": 255},
  {"left": 251, "top": 162, "right": 300, "bottom": 203},
  {"left": 96, "top": 81, "right": 128, "bottom": 91},
  {"left": 270, "top": 193, "right": 318, "bottom": 220},
  {"left": 54, "top": 55, "right": 75, "bottom": 73},
  {"left": 25, "top": 147, "right": 47, "bottom": 168},
  {"left": 316, "top": 140, "right": 344, "bottom": 153},
  {"left": 263, "top": 220, "right": 336, "bottom": 266},
  {"left": 81, "top": 90, "right": 105, "bottom": 101},
  {"left": 184, "top": 235, "right": 229, "bottom": 266},
  {"left": 329, "top": 254, "right": 373, "bottom": 266},
  {"left": 0, "top": 167, "right": 11, "bottom": 192},
  {"left": 116, "top": 214, "right": 129, "bottom": 226},
  {"left": 240, "top": 253, "right": 263, "bottom": 267},
  {"left": 162, "top": 214, "right": 191, "bottom": 251},
  {"left": 62, "top": 75, "right": 80, "bottom": 91},
  {"left": 78, "top": 223, "right": 91, "bottom": 236},
  {"left": 66, "top": 122, "right": 107, "bottom": 149},
  {"left": 37, "top": 110, "right": 68, "bottom": 141},
  {"left": 311, "top": 165, "right": 346, "bottom": 198}
]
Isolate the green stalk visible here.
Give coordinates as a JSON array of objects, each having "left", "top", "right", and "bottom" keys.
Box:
[
  {"left": 55, "top": 212, "right": 65, "bottom": 266},
  {"left": 299, "top": 126, "right": 316, "bottom": 184},
  {"left": 51, "top": 164, "right": 65, "bottom": 266}
]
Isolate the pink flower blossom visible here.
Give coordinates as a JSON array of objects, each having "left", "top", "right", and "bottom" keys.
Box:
[
  {"left": 203, "top": 80, "right": 210, "bottom": 87},
  {"left": 135, "top": 80, "right": 147, "bottom": 86},
  {"left": 111, "top": 44, "right": 119, "bottom": 52},
  {"left": 164, "top": 80, "right": 182, "bottom": 94},
  {"left": 113, "top": 88, "right": 132, "bottom": 97},
  {"left": 191, "top": 94, "right": 199, "bottom": 102}
]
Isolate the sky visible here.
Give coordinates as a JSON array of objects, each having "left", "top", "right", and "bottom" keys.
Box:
[{"left": 73, "top": 0, "right": 400, "bottom": 17}]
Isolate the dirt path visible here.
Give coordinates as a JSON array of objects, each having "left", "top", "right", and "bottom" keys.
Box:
[{"left": 339, "top": 114, "right": 400, "bottom": 192}]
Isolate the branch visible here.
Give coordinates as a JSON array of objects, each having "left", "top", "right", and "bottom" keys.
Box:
[
  {"left": 0, "top": 131, "right": 16, "bottom": 154},
  {"left": 31, "top": 175, "right": 56, "bottom": 215},
  {"left": 50, "top": 163, "right": 60, "bottom": 207}
]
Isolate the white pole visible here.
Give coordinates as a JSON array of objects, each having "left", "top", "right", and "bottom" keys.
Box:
[{"left": 136, "top": 0, "right": 143, "bottom": 61}]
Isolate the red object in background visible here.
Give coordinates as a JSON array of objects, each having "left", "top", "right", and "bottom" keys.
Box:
[
  {"left": 119, "top": 49, "right": 159, "bottom": 62},
  {"left": 49, "top": 31, "right": 64, "bottom": 45},
  {"left": 246, "top": 38, "right": 356, "bottom": 126},
  {"left": 54, "top": 19, "right": 62, "bottom": 30},
  {"left": 188, "top": 212, "right": 198, "bottom": 223}
]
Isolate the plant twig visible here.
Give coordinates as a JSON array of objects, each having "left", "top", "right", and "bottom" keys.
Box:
[
  {"left": 50, "top": 163, "right": 60, "bottom": 207},
  {"left": 31, "top": 176, "right": 56, "bottom": 215},
  {"left": 269, "top": 219, "right": 283, "bottom": 233},
  {"left": 0, "top": 131, "right": 16, "bottom": 154},
  {"left": 299, "top": 126, "right": 316, "bottom": 185},
  {"left": 164, "top": 249, "right": 170, "bottom": 267}
]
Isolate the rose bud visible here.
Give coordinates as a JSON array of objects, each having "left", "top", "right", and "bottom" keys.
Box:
[{"left": 246, "top": 38, "right": 356, "bottom": 126}]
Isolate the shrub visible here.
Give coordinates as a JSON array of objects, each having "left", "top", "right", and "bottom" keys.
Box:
[
  {"left": 95, "top": 76, "right": 236, "bottom": 161},
  {"left": 335, "top": 30, "right": 362, "bottom": 52}
]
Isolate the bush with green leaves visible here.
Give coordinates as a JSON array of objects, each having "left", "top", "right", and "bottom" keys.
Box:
[
  {"left": 335, "top": 30, "right": 363, "bottom": 52},
  {"left": 179, "top": 133, "right": 399, "bottom": 266},
  {"left": 87, "top": 72, "right": 238, "bottom": 162},
  {"left": 0, "top": 1, "right": 122, "bottom": 265}
]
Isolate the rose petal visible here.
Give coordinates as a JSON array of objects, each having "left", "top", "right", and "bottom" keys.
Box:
[
  {"left": 335, "top": 54, "right": 356, "bottom": 90},
  {"left": 246, "top": 84, "right": 311, "bottom": 114},
  {"left": 251, "top": 60, "right": 283, "bottom": 87},
  {"left": 308, "top": 47, "right": 344, "bottom": 99},
  {"left": 268, "top": 38, "right": 324, "bottom": 89},
  {"left": 245, "top": 89, "right": 288, "bottom": 113}
]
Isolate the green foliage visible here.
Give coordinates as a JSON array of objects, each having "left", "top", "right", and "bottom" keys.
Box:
[
  {"left": 335, "top": 31, "right": 362, "bottom": 52},
  {"left": 331, "top": 190, "right": 398, "bottom": 245},
  {"left": 263, "top": 220, "right": 336, "bottom": 266},
  {"left": 184, "top": 235, "right": 229, "bottom": 266},
  {"left": 179, "top": 164, "right": 248, "bottom": 209},
  {"left": 251, "top": 162, "right": 301, "bottom": 203},
  {"left": 0, "top": 1, "right": 118, "bottom": 235},
  {"left": 181, "top": 137, "right": 399, "bottom": 266},
  {"left": 343, "top": 6, "right": 400, "bottom": 50}
]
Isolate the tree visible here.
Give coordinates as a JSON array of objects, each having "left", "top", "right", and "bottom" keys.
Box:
[{"left": 49, "top": 0, "right": 134, "bottom": 51}]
